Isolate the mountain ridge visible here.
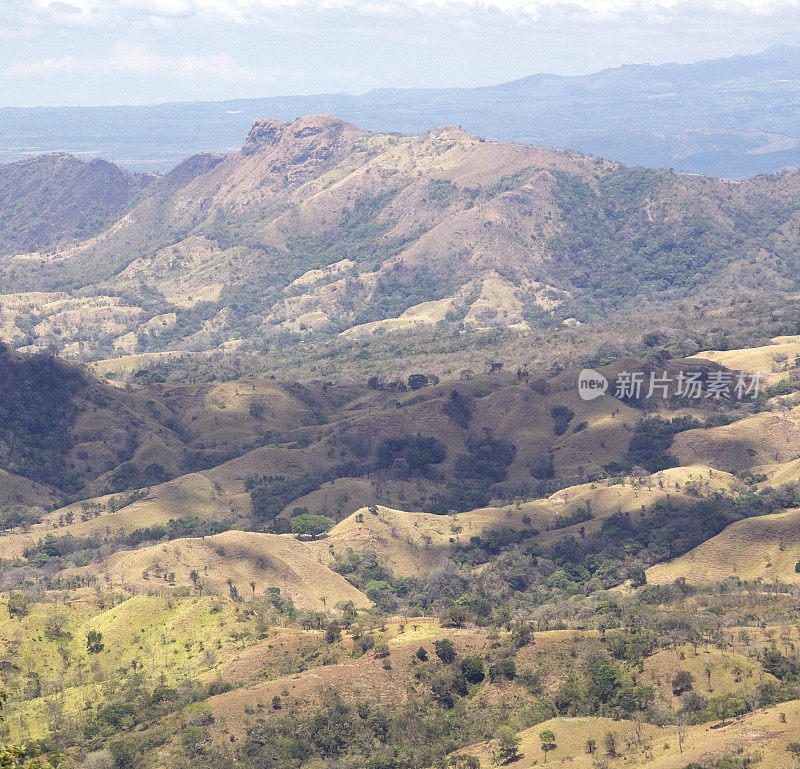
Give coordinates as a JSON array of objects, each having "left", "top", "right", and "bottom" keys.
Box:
[
  {"left": 0, "top": 153, "right": 154, "bottom": 256},
  {"left": 1, "top": 114, "right": 799, "bottom": 365}
]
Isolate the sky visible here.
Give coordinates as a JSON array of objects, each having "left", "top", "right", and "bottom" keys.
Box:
[{"left": 2, "top": 0, "right": 800, "bottom": 107}]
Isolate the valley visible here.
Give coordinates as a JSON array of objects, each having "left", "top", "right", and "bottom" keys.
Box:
[{"left": 1, "top": 327, "right": 800, "bottom": 767}]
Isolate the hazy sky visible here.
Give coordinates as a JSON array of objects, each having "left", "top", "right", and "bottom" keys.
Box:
[{"left": 3, "top": 0, "right": 800, "bottom": 106}]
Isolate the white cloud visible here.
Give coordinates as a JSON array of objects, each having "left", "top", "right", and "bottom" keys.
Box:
[
  {"left": 6, "top": 43, "right": 254, "bottom": 81},
  {"left": 16, "top": 0, "right": 800, "bottom": 24},
  {"left": 3, "top": 0, "right": 799, "bottom": 105},
  {"left": 105, "top": 41, "right": 163, "bottom": 74},
  {"left": 182, "top": 0, "right": 800, "bottom": 22},
  {"left": 48, "top": 2, "right": 83, "bottom": 12},
  {"left": 117, "top": 0, "right": 194, "bottom": 17},
  {"left": 7, "top": 54, "right": 78, "bottom": 76},
  {"left": 177, "top": 52, "right": 251, "bottom": 77}
]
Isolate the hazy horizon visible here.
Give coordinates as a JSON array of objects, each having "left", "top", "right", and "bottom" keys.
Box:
[{"left": 4, "top": 0, "right": 800, "bottom": 108}]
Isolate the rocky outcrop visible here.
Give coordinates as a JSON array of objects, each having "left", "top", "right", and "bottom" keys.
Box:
[{"left": 241, "top": 114, "right": 367, "bottom": 164}]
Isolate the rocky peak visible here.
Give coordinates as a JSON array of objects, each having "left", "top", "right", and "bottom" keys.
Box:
[
  {"left": 242, "top": 119, "right": 284, "bottom": 155},
  {"left": 241, "top": 114, "right": 367, "bottom": 158},
  {"left": 426, "top": 126, "right": 471, "bottom": 141}
]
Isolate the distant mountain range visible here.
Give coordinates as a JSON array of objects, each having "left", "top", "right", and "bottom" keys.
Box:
[{"left": 1, "top": 45, "right": 799, "bottom": 179}]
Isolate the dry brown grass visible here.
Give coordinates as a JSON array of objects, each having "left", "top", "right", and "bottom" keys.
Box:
[
  {"left": 0, "top": 469, "right": 58, "bottom": 507},
  {"left": 692, "top": 335, "right": 800, "bottom": 386},
  {"left": 310, "top": 466, "right": 739, "bottom": 576},
  {"left": 672, "top": 408, "right": 800, "bottom": 472},
  {"left": 68, "top": 529, "right": 369, "bottom": 611},
  {"left": 0, "top": 473, "right": 245, "bottom": 559},
  {"left": 640, "top": 645, "right": 775, "bottom": 709},
  {"left": 208, "top": 624, "right": 490, "bottom": 738},
  {"left": 457, "top": 699, "right": 800, "bottom": 768},
  {"left": 648, "top": 507, "right": 800, "bottom": 585},
  {"left": 90, "top": 350, "right": 194, "bottom": 378}
]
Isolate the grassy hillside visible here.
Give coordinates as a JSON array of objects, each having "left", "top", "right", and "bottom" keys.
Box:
[
  {"left": 3, "top": 581, "right": 799, "bottom": 769},
  {"left": 0, "top": 344, "right": 187, "bottom": 498},
  {"left": 457, "top": 699, "right": 800, "bottom": 768},
  {"left": 70, "top": 530, "right": 370, "bottom": 611},
  {"left": 3, "top": 321, "right": 800, "bottom": 768},
  {"left": 647, "top": 507, "right": 800, "bottom": 585}
]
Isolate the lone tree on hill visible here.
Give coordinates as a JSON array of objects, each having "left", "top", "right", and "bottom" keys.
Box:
[
  {"left": 604, "top": 731, "right": 618, "bottom": 757},
  {"left": 539, "top": 729, "right": 556, "bottom": 763}
]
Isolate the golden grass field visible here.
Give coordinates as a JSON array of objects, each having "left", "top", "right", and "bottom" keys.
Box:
[
  {"left": 90, "top": 350, "right": 195, "bottom": 379},
  {"left": 71, "top": 529, "right": 370, "bottom": 610},
  {"left": 672, "top": 407, "right": 800, "bottom": 472},
  {"left": 647, "top": 507, "right": 800, "bottom": 585},
  {"left": 458, "top": 699, "right": 800, "bottom": 768},
  {"left": 0, "top": 472, "right": 247, "bottom": 559},
  {"left": 207, "top": 622, "right": 493, "bottom": 739},
  {"left": 691, "top": 335, "right": 800, "bottom": 386}
]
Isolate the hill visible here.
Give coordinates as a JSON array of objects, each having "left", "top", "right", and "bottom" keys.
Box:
[
  {"left": 312, "top": 465, "right": 741, "bottom": 576},
  {"left": 1, "top": 335, "right": 800, "bottom": 768},
  {"left": 647, "top": 507, "right": 800, "bottom": 585},
  {"left": 455, "top": 700, "right": 800, "bottom": 768},
  {"left": 0, "top": 344, "right": 187, "bottom": 499},
  {"left": 1, "top": 115, "right": 800, "bottom": 367},
  {"left": 68, "top": 530, "right": 370, "bottom": 611},
  {"left": 692, "top": 334, "right": 800, "bottom": 387},
  {"left": 3, "top": 151, "right": 800, "bottom": 769},
  {"left": 0, "top": 153, "right": 152, "bottom": 256}
]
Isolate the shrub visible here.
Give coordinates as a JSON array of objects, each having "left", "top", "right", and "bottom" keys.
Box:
[
  {"left": 460, "top": 656, "right": 485, "bottom": 684},
  {"left": 489, "top": 658, "right": 516, "bottom": 682},
  {"left": 434, "top": 639, "right": 457, "bottom": 664},
  {"left": 550, "top": 405, "right": 575, "bottom": 436}
]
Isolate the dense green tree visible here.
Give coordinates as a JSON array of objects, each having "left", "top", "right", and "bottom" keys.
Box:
[
  {"left": 494, "top": 726, "right": 522, "bottom": 764},
  {"left": 434, "top": 639, "right": 457, "bottom": 664},
  {"left": 86, "top": 629, "right": 104, "bottom": 654},
  {"left": 7, "top": 593, "right": 29, "bottom": 620},
  {"left": 291, "top": 513, "right": 333, "bottom": 539},
  {"left": 460, "top": 656, "right": 485, "bottom": 684}
]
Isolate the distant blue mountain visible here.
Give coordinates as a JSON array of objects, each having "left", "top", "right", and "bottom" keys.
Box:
[{"left": 2, "top": 45, "right": 798, "bottom": 179}]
